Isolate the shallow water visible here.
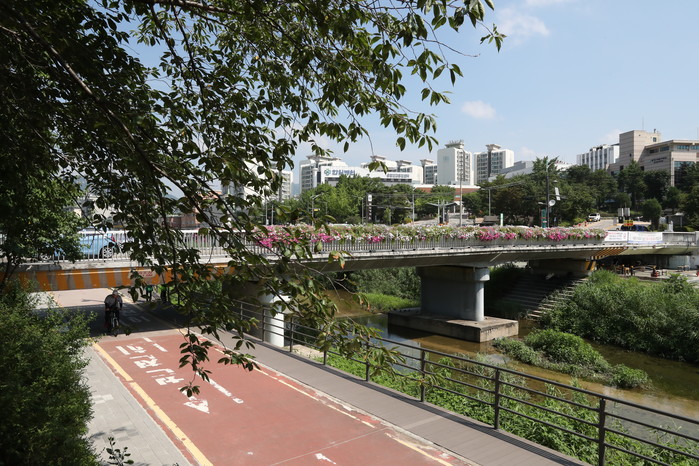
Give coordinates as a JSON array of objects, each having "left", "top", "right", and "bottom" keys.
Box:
[{"left": 329, "top": 290, "right": 699, "bottom": 419}]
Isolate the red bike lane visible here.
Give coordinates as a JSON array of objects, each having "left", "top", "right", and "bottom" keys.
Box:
[{"left": 95, "top": 330, "right": 471, "bottom": 465}]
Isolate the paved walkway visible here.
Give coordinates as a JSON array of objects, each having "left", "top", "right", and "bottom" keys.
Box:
[
  {"left": 86, "top": 344, "right": 192, "bottom": 466},
  {"left": 47, "top": 288, "right": 584, "bottom": 465}
]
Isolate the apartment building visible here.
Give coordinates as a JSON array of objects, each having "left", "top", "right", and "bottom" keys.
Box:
[
  {"left": 576, "top": 144, "right": 619, "bottom": 171},
  {"left": 420, "top": 158, "right": 438, "bottom": 184},
  {"left": 436, "top": 140, "right": 475, "bottom": 186},
  {"left": 475, "top": 144, "right": 514, "bottom": 184}
]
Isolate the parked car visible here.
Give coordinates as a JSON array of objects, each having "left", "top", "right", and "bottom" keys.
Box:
[
  {"left": 38, "top": 230, "right": 122, "bottom": 261},
  {"left": 587, "top": 213, "right": 601, "bottom": 222},
  {"left": 620, "top": 224, "right": 649, "bottom": 232}
]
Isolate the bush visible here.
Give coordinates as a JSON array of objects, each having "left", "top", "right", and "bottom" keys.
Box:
[
  {"left": 610, "top": 365, "right": 649, "bottom": 389},
  {"left": 541, "top": 269, "right": 699, "bottom": 363},
  {"left": 493, "top": 338, "right": 540, "bottom": 365},
  {"left": 0, "top": 282, "right": 96, "bottom": 464},
  {"left": 351, "top": 268, "right": 420, "bottom": 301},
  {"left": 362, "top": 293, "right": 418, "bottom": 311},
  {"left": 495, "top": 330, "right": 648, "bottom": 389},
  {"left": 525, "top": 329, "right": 609, "bottom": 371}
]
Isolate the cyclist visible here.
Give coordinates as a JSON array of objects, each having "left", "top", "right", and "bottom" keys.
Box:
[{"left": 104, "top": 290, "right": 123, "bottom": 333}]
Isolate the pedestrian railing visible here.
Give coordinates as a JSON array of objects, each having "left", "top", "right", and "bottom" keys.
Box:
[{"left": 235, "top": 302, "right": 699, "bottom": 466}]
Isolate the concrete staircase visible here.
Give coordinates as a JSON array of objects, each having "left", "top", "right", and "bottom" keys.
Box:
[{"left": 498, "top": 274, "right": 584, "bottom": 320}]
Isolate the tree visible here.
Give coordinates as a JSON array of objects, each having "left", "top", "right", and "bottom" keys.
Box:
[
  {"left": 674, "top": 162, "right": 699, "bottom": 192},
  {"left": 665, "top": 186, "right": 682, "bottom": 213},
  {"left": 557, "top": 188, "right": 596, "bottom": 225},
  {"left": 1, "top": 0, "right": 503, "bottom": 390},
  {"left": 461, "top": 192, "right": 482, "bottom": 218},
  {"left": 680, "top": 186, "right": 699, "bottom": 229},
  {"left": 416, "top": 185, "right": 454, "bottom": 221},
  {"left": 0, "top": 283, "right": 95, "bottom": 464},
  {"left": 616, "top": 161, "right": 646, "bottom": 209},
  {"left": 643, "top": 170, "right": 670, "bottom": 204},
  {"left": 0, "top": 175, "right": 86, "bottom": 288},
  {"left": 587, "top": 170, "right": 618, "bottom": 211},
  {"left": 493, "top": 184, "right": 530, "bottom": 224},
  {"left": 641, "top": 198, "right": 662, "bottom": 229}
]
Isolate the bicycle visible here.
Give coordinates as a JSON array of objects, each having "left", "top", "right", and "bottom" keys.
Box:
[{"left": 106, "top": 309, "right": 119, "bottom": 337}]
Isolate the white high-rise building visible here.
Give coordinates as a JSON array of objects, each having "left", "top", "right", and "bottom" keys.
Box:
[
  {"left": 420, "top": 158, "right": 437, "bottom": 184},
  {"left": 222, "top": 165, "right": 293, "bottom": 202},
  {"left": 299, "top": 155, "right": 348, "bottom": 192},
  {"left": 360, "top": 155, "right": 423, "bottom": 185},
  {"left": 576, "top": 144, "right": 619, "bottom": 171},
  {"left": 299, "top": 154, "right": 427, "bottom": 192},
  {"left": 436, "top": 141, "right": 475, "bottom": 186},
  {"left": 475, "top": 144, "right": 514, "bottom": 184}
]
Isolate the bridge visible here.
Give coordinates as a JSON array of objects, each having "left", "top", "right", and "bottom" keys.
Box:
[{"left": 10, "top": 227, "right": 699, "bottom": 342}]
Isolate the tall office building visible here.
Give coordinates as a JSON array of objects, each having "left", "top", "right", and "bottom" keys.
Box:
[
  {"left": 616, "top": 129, "right": 662, "bottom": 169},
  {"left": 436, "top": 141, "right": 475, "bottom": 186},
  {"left": 475, "top": 144, "right": 514, "bottom": 184}
]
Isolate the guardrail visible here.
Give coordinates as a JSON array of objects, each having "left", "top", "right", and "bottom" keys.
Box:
[
  {"left": 25, "top": 228, "right": 699, "bottom": 265},
  {"left": 235, "top": 302, "right": 699, "bottom": 466}
]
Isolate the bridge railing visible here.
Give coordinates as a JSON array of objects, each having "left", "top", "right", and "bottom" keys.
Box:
[
  {"left": 235, "top": 302, "right": 699, "bottom": 466},
  {"left": 21, "top": 227, "right": 699, "bottom": 264}
]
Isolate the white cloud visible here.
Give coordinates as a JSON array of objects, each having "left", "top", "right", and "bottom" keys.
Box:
[
  {"left": 497, "top": 7, "right": 550, "bottom": 45},
  {"left": 601, "top": 129, "right": 621, "bottom": 145},
  {"left": 461, "top": 100, "right": 497, "bottom": 120}
]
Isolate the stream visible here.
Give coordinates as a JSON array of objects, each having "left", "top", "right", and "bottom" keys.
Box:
[{"left": 328, "top": 290, "right": 699, "bottom": 420}]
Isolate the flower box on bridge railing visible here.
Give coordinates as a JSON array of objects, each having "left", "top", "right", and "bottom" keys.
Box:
[{"left": 248, "top": 224, "right": 608, "bottom": 255}]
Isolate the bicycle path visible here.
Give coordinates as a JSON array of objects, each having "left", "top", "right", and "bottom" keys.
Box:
[
  {"left": 48, "top": 289, "right": 473, "bottom": 465},
  {"left": 47, "top": 288, "right": 583, "bottom": 465}
]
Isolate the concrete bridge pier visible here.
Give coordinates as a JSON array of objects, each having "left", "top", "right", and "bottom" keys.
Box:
[
  {"left": 227, "top": 281, "right": 288, "bottom": 348},
  {"left": 388, "top": 265, "right": 518, "bottom": 343},
  {"left": 259, "top": 293, "right": 287, "bottom": 348},
  {"left": 418, "top": 266, "right": 489, "bottom": 321}
]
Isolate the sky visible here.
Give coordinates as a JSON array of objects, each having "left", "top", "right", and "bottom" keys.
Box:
[{"left": 292, "top": 0, "right": 699, "bottom": 170}]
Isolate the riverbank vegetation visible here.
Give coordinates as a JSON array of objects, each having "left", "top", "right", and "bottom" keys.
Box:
[
  {"left": 493, "top": 329, "right": 649, "bottom": 388},
  {"left": 541, "top": 270, "right": 699, "bottom": 363},
  {"left": 323, "top": 352, "right": 695, "bottom": 465},
  {"left": 338, "top": 268, "right": 420, "bottom": 312}
]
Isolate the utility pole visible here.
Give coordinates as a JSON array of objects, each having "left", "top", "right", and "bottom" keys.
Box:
[
  {"left": 412, "top": 192, "right": 415, "bottom": 223},
  {"left": 545, "top": 166, "right": 550, "bottom": 228}
]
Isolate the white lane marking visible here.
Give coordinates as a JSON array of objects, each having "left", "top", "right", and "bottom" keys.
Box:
[
  {"left": 204, "top": 376, "right": 244, "bottom": 404},
  {"left": 184, "top": 396, "right": 210, "bottom": 414},
  {"left": 314, "top": 453, "right": 337, "bottom": 463}
]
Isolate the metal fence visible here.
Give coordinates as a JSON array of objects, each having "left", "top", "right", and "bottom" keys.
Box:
[{"left": 237, "top": 303, "right": 699, "bottom": 466}]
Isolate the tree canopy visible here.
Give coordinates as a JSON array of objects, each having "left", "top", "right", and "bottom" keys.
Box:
[{"left": 1, "top": 0, "right": 503, "bottom": 386}]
